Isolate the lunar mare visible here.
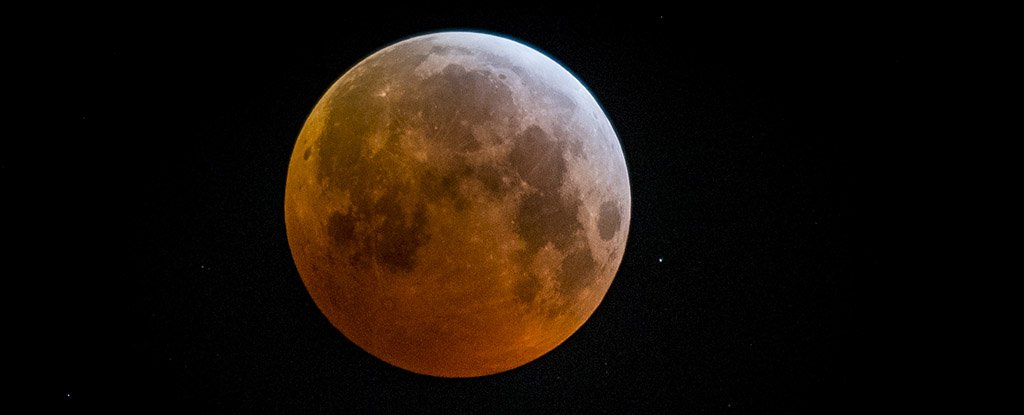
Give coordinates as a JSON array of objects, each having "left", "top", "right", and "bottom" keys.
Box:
[{"left": 285, "top": 32, "right": 630, "bottom": 377}]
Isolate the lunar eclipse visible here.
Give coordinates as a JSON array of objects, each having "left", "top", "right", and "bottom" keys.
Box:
[{"left": 284, "top": 32, "right": 630, "bottom": 377}]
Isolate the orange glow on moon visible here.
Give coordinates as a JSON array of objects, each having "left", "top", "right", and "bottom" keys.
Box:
[{"left": 285, "top": 32, "right": 630, "bottom": 377}]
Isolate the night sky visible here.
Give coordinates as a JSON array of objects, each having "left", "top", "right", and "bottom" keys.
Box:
[{"left": 40, "top": 14, "right": 905, "bottom": 412}]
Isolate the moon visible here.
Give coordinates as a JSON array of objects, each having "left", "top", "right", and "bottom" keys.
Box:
[{"left": 285, "top": 32, "right": 630, "bottom": 377}]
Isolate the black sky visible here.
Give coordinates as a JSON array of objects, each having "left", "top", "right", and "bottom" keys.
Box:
[{"left": 36, "top": 14, "right": 908, "bottom": 412}]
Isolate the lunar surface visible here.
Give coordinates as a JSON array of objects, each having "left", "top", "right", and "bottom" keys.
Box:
[{"left": 285, "top": 32, "right": 630, "bottom": 377}]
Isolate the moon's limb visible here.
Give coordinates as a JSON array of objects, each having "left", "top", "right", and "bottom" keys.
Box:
[{"left": 285, "top": 32, "right": 630, "bottom": 377}]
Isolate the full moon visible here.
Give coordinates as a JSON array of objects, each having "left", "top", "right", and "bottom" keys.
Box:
[{"left": 285, "top": 32, "right": 630, "bottom": 377}]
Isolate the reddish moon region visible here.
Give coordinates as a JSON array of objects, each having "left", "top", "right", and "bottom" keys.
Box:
[{"left": 285, "top": 32, "right": 630, "bottom": 377}]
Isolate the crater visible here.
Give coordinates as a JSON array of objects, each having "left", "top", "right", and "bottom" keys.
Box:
[
  {"left": 474, "top": 164, "right": 509, "bottom": 195},
  {"left": 429, "top": 45, "right": 474, "bottom": 56},
  {"left": 516, "top": 190, "right": 582, "bottom": 255},
  {"left": 509, "top": 125, "right": 566, "bottom": 191},
  {"left": 560, "top": 247, "right": 598, "bottom": 295},
  {"left": 420, "top": 160, "right": 473, "bottom": 210},
  {"left": 597, "top": 201, "right": 622, "bottom": 240},
  {"left": 315, "top": 82, "right": 375, "bottom": 187},
  {"left": 327, "top": 210, "right": 357, "bottom": 246},
  {"left": 303, "top": 147, "right": 312, "bottom": 161},
  {"left": 514, "top": 273, "right": 541, "bottom": 303},
  {"left": 372, "top": 191, "right": 430, "bottom": 272},
  {"left": 404, "top": 64, "right": 517, "bottom": 152}
]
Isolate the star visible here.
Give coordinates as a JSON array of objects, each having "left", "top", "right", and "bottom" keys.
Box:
[{"left": 658, "top": 257, "right": 663, "bottom": 263}]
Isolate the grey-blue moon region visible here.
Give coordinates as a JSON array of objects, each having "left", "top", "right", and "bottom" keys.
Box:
[{"left": 285, "top": 32, "right": 630, "bottom": 377}]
